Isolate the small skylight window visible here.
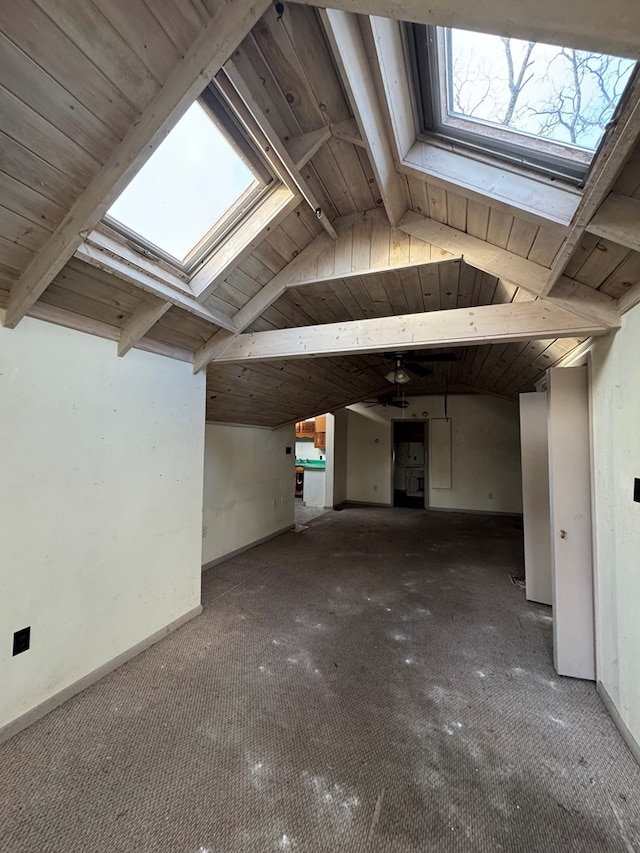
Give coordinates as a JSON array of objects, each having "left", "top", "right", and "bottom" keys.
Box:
[
  {"left": 107, "top": 101, "right": 261, "bottom": 266},
  {"left": 410, "top": 26, "right": 636, "bottom": 182}
]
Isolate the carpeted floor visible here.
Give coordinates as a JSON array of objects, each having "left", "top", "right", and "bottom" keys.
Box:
[{"left": 1, "top": 508, "right": 639, "bottom": 852}]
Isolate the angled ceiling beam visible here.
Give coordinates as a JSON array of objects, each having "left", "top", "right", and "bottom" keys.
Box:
[
  {"left": 2, "top": 0, "right": 271, "bottom": 329},
  {"left": 585, "top": 192, "right": 640, "bottom": 253},
  {"left": 541, "top": 72, "right": 640, "bottom": 296},
  {"left": 399, "top": 210, "right": 549, "bottom": 295},
  {"left": 284, "top": 127, "right": 332, "bottom": 169},
  {"left": 210, "top": 301, "right": 611, "bottom": 364},
  {"left": 221, "top": 63, "right": 338, "bottom": 240},
  {"left": 118, "top": 297, "right": 172, "bottom": 357},
  {"left": 192, "top": 206, "right": 455, "bottom": 372},
  {"left": 321, "top": 8, "right": 407, "bottom": 226},
  {"left": 291, "top": 0, "right": 640, "bottom": 58},
  {"left": 330, "top": 118, "right": 365, "bottom": 148},
  {"left": 546, "top": 277, "right": 621, "bottom": 329},
  {"left": 193, "top": 211, "right": 366, "bottom": 372}
]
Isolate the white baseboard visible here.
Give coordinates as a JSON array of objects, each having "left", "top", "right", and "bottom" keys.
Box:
[
  {"left": 597, "top": 681, "right": 640, "bottom": 766},
  {"left": 0, "top": 604, "right": 202, "bottom": 746},
  {"left": 202, "top": 523, "right": 294, "bottom": 572},
  {"left": 428, "top": 506, "right": 523, "bottom": 518}
]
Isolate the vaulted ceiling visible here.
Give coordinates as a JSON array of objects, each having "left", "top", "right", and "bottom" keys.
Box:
[{"left": 1, "top": 0, "right": 639, "bottom": 427}]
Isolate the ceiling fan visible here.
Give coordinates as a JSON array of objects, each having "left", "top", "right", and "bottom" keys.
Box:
[
  {"left": 381, "top": 351, "right": 457, "bottom": 385},
  {"left": 364, "top": 393, "right": 410, "bottom": 409}
]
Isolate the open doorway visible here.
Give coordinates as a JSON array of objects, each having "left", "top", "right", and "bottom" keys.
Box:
[{"left": 392, "top": 420, "right": 428, "bottom": 508}]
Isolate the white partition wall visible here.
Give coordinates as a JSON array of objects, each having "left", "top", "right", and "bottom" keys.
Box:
[
  {"left": 519, "top": 392, "right": 552, "bottom": 605},
  {"left": 547, "top": 367, "right": 595, "bottom": 681}
]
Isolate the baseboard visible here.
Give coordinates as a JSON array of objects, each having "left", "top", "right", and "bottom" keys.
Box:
[
  {"left": 597, "top": 681, "right": 640, "bottom": 766},
  {"left": 340, "top": 500, "right": 392, "bottom": 508},
  {"left": 0, "top": 604, "right": 202, "bottom": 746},
  {"left": 428, "top": 506, "right": 524, "bottom": 518},
  {"left": 202, "top": 523, "right": 294, "bottom": 572}
]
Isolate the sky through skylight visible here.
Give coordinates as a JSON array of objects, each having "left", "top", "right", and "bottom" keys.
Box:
[
  {"left": 445, "top": 30, "right": 635, "bottom": 151},
  {"left": 108, "top": 102, "right": 257, "bottom": 263}
]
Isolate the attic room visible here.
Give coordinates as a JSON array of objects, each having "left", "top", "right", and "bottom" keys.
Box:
[{"left": 1, "top": 0, "right": 639, "bottom": 849}]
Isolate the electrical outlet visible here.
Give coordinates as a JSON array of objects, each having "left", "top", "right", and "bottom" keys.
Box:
[
  {"left": 202, "top": 524, "right": 207, "bottom": 538},
  {"left": 13, "top": 627, "right": 30, "bottom": 656}
]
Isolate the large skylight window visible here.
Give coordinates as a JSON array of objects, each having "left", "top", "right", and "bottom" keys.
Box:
[
  {"left": 107, "top": 101, "right": 262, "bottom": 266},
  {"left": 410, "top": 26, "right": 636, "bottom": 182}
]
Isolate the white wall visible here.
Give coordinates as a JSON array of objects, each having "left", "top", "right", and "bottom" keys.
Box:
[
  {"left": 202, "top": 423, "right": 295, "bottom": 566},
  {"left": 333, "top": 409, "right": 348, "bottom": 507},
  {"left": 295, "top": 440, "right": 324, "bottom": 461},
  {"left": 344, "top": 395, "right": 522, "bottom": 513},
  {"left": 590, "top": 304, "right": 640, "bottom": 750},
  {"left": 0, "top": 313, "right": 205, "bottom": 732}
]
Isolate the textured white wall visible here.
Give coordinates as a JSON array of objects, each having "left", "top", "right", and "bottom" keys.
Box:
[
  {"left": 0, "top": 314, "right": 205, "bottom": 731},
  {"left": 590, "top": 305, "right": 640, "bottom": 748},
  {"left": 344, "top": 395, "right": 522, "bottom": 513},
  {"left": 202, "top": 423, "right": 295, "bottom": 566}
]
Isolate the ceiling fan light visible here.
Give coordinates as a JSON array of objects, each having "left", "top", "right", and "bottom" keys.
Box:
[
  {"left": 394, "top": 369, "right": 411, "bottom": 384},
  {"left": 385, "top": 369, "right": 398, "bottom": 384}
]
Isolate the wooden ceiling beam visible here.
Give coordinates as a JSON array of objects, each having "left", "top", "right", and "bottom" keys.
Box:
[
  {"left": 2, "top": 0, "right": 272, "bottom": 329},
  {"left": 586, "top": 192, "right": 640, "bottom": 253},
  {"left": 321, "top": 8, "right": 407, "bottom": 226},
  {"left": 118, "top": 296, "right": 172, "bottom": 357},
  {"left": 399, "top": 210, "right": 549, "bottom": 295},
  {"left": 284, "top": 127, "right": 332, "bottom": 169},
  {"left": 211, "top": 301, "right": 611, "bottom": 364},
  {"left": 291, "top": 0, "right": 640, "bottom": 58},
  {"left": 192, "top": 206, "right": 453, "bottom": 372}
]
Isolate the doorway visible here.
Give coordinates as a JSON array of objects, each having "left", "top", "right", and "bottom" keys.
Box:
[{"left": 392, "top": 420, "right": 428, "bottom": 508}]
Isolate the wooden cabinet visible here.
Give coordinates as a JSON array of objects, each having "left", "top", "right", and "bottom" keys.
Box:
[
  {"left": 295, "top": 420, "right": 315, "bottom": 439},
  {"left": 296, "top": 416, "right": 326, "bottom": 448},
  {"left": 313, "top": 416, "right": 326, "bottom": 448}
]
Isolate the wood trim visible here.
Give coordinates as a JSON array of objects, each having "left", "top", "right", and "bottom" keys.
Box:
[
  {"left": 2, "top": 0, "right": 271, "bottom": 328},
  {"left": 202, "top": 523, "right": 294, "bottom": 571},
  {"left": 0, "top": 605, "right": 202, "bottom": 746},
  {"left": 26, "top": 302, "right": 194, "bottom": 364}
]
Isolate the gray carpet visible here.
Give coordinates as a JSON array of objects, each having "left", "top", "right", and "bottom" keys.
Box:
[{"left": 1, "top": 508, "right": 639, "bottom": 852}]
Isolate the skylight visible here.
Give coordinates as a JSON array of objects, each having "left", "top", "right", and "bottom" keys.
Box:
[
  {"left": 107, "top": 101, "right": 260, "bottom": 265},
  {"left": 411, "top": 26, "right": 636, "bottom": 182}
]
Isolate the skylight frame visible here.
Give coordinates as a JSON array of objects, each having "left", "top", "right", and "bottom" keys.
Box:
[
  {"left": 103, "top": 83, "right": 275, "bottom": 276},
  {"left": 408, "top": 24, "right": 637, "bottom": 186}
]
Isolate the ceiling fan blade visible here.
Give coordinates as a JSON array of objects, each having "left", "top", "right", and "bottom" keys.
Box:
[
  {"left": 389, "top": 400, "right": 410, "bottom": 408},
  {"left": 405, "top": 362, "right": 431, "bottom": 378},
  {"left": 406, "top": 352, "right": 458, "bottom": 363},
  {"left": 381, "top": 351, "right": 457, "bottom": 363}
]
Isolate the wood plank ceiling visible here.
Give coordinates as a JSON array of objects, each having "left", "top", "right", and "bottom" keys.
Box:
[{"left": 1, "top": 2, "right": 639, "bottom": 427}]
